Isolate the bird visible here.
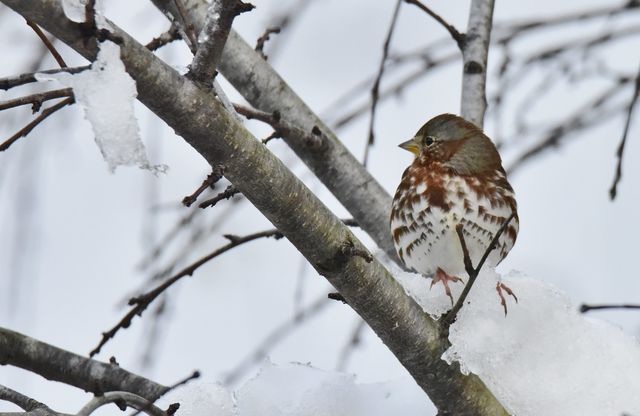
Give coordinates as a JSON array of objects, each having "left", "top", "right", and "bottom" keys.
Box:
[{"left": 390, "top": 114, "right": 519, "bottom": 313}]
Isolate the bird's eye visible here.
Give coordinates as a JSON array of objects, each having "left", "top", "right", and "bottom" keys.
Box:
[{"left": 424, "top": 136, "right": 435, "bottom": 146}]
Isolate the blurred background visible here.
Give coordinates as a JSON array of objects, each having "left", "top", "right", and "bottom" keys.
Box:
[{"left": 0, "top": 0, "right": 639, "bottom": 412}]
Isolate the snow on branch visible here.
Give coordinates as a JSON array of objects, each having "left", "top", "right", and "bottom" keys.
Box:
[
  {"left": 189, "top": 0, "right": 254, "bottom": 85},
  {"left": 36, "top": 41, "right": 166, "bottom": 173},
  {"left": 388, "top": 260, "right": 640, "bottom": 416}
]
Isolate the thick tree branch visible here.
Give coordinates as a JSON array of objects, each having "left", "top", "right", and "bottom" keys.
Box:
[
  {"left": 1, "top": 2, "right": 507, "bottom": 414},
  {"left": 0, "top": 327, "right": 168, "bottom": 400},
  {"left": 460, "top": 0, "right": 495, "bottom": 127},
  {"left": 151, "top": 0, "right": 401, "bottom": 264}
]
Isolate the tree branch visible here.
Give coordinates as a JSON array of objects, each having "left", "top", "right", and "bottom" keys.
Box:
[
  {"left": 442, "top": 213, "right": 516, "bottom": 326},
  {"left": 404, "top": 0, "right": 464, "bottom": 48},
  {"left": 188, "top": 0, "right": 254, "bottom": 85},
  {"left": 25, "top": 19, "right": 67, "bottom": 67},
  {"left": 460, "top": 0, "right": 495, "bottom": 127},
  {"left": 609, "top": 62, "right": 640, "bottom": 200},
  {"left": 2, "top": 2, "right": 508, "bottom": 413},
  {"left": 0, "top": 88, "right": 72, "bottom": 112},
  {"left": 77, "top": 392, "right": 167, "bottom": 416},
  {"left": 0, "top": 327, "right": 168, "bottom": 400},
  {"left": 0, "top": 97, "right": 74, "bottom": 152},
  {"left": 364, "top": 0, "right": 402, "bottom": 166},
  {"left": 90, "top": 228, "right": 284, "bottom": 357},
  {"left": 151, "top": 0, "right": 401, "bottom": 264}
]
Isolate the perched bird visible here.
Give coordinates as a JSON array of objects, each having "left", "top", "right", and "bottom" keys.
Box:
[{"left": 390, "top": 114, "right": 519, "bottom": 311}]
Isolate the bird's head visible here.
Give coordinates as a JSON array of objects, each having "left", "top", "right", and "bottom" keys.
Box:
[{"left": 398, "top": 113, "right": 502, "bottom": 175}]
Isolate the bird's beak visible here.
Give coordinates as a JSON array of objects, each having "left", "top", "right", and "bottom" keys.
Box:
[{"left": 398, "top": 137, "right": 420, "bottom": 156}]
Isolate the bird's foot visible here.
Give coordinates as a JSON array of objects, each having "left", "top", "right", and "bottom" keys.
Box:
[
  {"left": 496, "top": 282, "right": 518, "bottom": 316},
  {"left": 431, "top": 267, "right": 465, "bottom": 305}
]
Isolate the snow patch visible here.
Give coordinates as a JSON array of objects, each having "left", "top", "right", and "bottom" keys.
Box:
[
  {"left": 36, "top": 41, "right": 166, "bottom": 173},
  {"left": 380, "top": 253, "right": 640, "bottom": 416},
  {"left": 158, "top": 361, "right": 433, "bottom": 415},
  {"left": 61, "top": 0, "right": 110, "bottom": 29}
]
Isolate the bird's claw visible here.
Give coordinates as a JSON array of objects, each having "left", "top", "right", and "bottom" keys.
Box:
[
  {"left": 431, "top": 267, "right": 464, "bottom": 305},
  {"left": 496, "top": 282, "right": 518, "bottom": 316}
]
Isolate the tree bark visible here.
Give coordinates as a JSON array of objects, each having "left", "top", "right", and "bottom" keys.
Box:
[{"left": 460, "top": 0, "right": 495, "bottom": 128}]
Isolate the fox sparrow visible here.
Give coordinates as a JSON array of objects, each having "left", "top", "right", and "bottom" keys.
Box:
[{"left": 390, "top": 114, "right": 519, "bottom": 310}]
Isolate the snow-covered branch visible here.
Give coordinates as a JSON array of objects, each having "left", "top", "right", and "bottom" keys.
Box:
[
  {"left": 189, "top": 0, "right": 254, "bottom": 85},
  {"left": 460, "top": 0, "right": 495, "bottom": 127},
  {"left": 0, "top": 1, "right": 507, "bottom": 413}
]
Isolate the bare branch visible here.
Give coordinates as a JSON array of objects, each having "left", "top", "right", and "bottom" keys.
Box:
[
  {"left": 77, "top": 392, "right": 167, "bottom": 416},
  {"left": 0, "top": 66, "right": 87, "bottom": 91},
  {"left": 0, "top": 385, "right": 53, "bottom": 413},
  {"left": 404, "top": 0, "right": 464, "bottom": 48},
  {"left": 609, "top": 62, "right": 640, "bottom": 200},
  {"left": 145, "top": 24, "right": 181, "bottom": 51},
  {"left": 234, "top": 103, "right": 325, "bottom": 149},
  {"left": 580, "top": 303, "right": 640, "bottom": 313},
  {"left": 182, "top": 165, "right": 225, "bottom": 207},
  {"left": 0, "top": 326, "right": 168, "bottom": 400},
  {"left": 363, "top": 0, "right": 402, "bottom": 166},
  {"left": 189, "top": 0, "right": 254, "bottom": 85},
  {"left": 198, "top": 184, "right": 239, "bottom": 208},
  {"left": 172, "top": 0, "right": 198, "bottom": 50},
  {"left": 25, "top": 19, "right": 67, "bottom": 67},
  {"left": 90, "top": 228, "right": 284, "bottom": 357},
  {"left": 0, "top": 97, "right": 74, "bottom": 152},
  {"left": 0, "top": 88, "right": 72, "bottom": 112},
  {"left": 254, "top": 26, "right": 280, "bottom": 60},
  {"left": 460, "top": 0, "right": 495, "bottom": 127}
]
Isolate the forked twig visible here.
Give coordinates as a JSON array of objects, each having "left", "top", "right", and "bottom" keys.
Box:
[{"left": 442, "top": 212, "right": 516, "bottom": 326}]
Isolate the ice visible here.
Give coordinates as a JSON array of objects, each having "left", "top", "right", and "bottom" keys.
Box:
[
  {"left": 158, "top": 361, "right": 434, "bottom": 415},
  {"left": 36, "top": 41, "right": 164, "bottom": 173},
  {"left": 61, "top": 0, "right": 110, "bottom": 29},
  {"left": 380, "top": 252, "right": 640, "bottom": 416}
]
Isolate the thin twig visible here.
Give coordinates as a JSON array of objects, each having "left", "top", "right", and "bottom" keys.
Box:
[
  {"left": 255, "top": 27, "right": 281, "bottom": 59},
  {"left": 0, "top": 66, "right": 87, "bottom": 91},
  {"left": 145, "top": 24, "right": 182, "bottom": 51},
  {"left": 89, "top": 229, "right": 284, "bottom": 357},
  {"left": 442, "top": 212, "right": 516, "bottom": 326},
  {"left": 609, "top": 62, "right": 640, "bottom": 200},
  {"left": 130, "top": 370, "right": 200, "bottom": 416},
  {"left": 25, "top": 19, "right": 67, "bottom": 67},
  {"left": 173, "top": 0, "right": 198, "bottom": 49},
  {"left": 580, "top": 303, "right": 640, "bottom": 313},
  {"left": 182, "top": 166, "right": 225, "bottom": 207},
  {"left": 335, "top": 319, "right": 367, "bottom": 371},
  {"left": 198, "top": 185, "right": 239, "bottom": 209},
  {"left": 0, "top": 97, "right": 74, "bottom": 152},
  {"left": 0, "top": 88, "right": 73, "bottom": 113},
  {"left": 363, "top": 0, "right": 402, "bottom": 167},
  {"left": 234, "top": 104, "right": 325, "bottom": 149},
  {"left": 404, "top": 0, "right": 465, "bottom": 48}
]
